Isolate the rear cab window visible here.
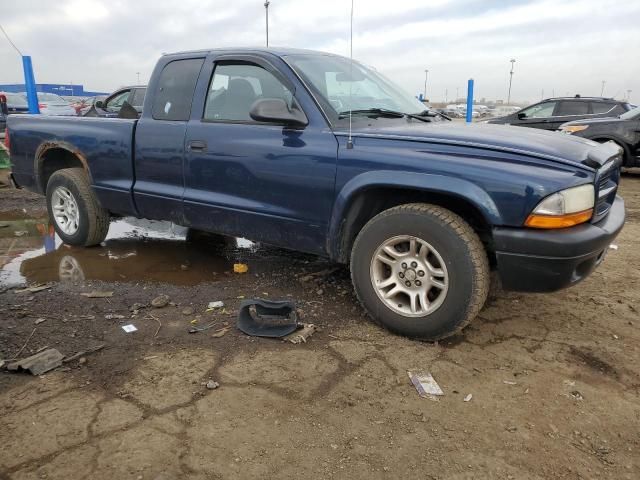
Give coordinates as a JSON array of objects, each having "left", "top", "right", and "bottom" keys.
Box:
[{"left": 152, "top": 58, "right": 204, "bottom": 121}]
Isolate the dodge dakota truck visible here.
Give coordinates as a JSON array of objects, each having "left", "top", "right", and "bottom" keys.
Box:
[{"left": 6, "top": 47, "right": 625, "bottom": 340}]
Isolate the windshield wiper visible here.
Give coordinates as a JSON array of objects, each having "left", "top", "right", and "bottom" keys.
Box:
[
  {"left": 412, "top": 109, "right": 452, "bottom": 121},
  {"left": 338, "top": 108, "right": 431, "bottom": 123}
]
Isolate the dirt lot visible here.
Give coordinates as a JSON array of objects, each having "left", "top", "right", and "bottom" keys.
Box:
[{"left": 1, "top": 175, "right": 639, "bottom": 480}]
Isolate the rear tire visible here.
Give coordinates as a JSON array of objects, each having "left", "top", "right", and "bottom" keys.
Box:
[
  {"left": 46, "top": 168, "right": 110, "bottom": 246},
  {"left": 350, "top": 203, "right": 489, "bottom": 340}
]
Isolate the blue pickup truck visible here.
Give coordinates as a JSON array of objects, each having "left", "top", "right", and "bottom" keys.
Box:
[{"left": 6, "top": 47, "right": 625, "bottom": 340}]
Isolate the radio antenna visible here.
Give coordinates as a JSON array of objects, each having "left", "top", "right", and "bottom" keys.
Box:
[{"left": 347, "top": 0, "right": 354, "bottom": 149}]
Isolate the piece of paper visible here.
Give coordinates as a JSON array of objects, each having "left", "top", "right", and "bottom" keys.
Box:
[
  {"left": 122, "top": 324, "right": 138, "bottom": 333},
  {"left": 408, "top": 371, "right": 444, "bottom": 398}
]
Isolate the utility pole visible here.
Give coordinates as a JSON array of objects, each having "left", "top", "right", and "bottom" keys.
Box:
[
  {"left": 456, "top": 87, "right": 459, "bottom": 102},
  {"left": 445, "top": 88, "right": 448, "bottom": 103},
  {"left": 541, "top": 89, "right": 544, "bottom": 100},
  {"left": 627, "top": 89, "right": 632, "bottom": 102},
  {"left": 507, "top": 58, "right": 516, "bottom": 105},
  {"left": 423, "top": 69, "right": 428, "bottom": 102},
  {"left": 136, "top": 72, "right": 140, "bottom": 84},
  {"left": 264, "top": 1, "right": 270, "bottom": 47},
  {"left": 600, "top": 80, "right": 606, "bottom": 97}
]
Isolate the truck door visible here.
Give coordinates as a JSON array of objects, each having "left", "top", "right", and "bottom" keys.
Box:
[
  {"left": 183, "top": 54, "right": 338, "bottom": 255},
  {"left": 133, "top": 57, "right": 204, "bottom": 223}
]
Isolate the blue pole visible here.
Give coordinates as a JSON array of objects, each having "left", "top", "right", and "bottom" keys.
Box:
[
  {"left": 22, "top": 55, "right": 40, "bottom": 114},
  {"left": 465, "top": 78, "right": 474, "bottom": 123}
]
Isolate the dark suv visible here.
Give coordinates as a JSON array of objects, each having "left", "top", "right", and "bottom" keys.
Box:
[{"left": 486, "top": 96, "right": 631, "bottom": 131}]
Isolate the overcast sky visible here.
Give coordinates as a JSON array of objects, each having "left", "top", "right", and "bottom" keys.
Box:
[{"left": 1, "top": 0, "right": 638, "bottom": 104}]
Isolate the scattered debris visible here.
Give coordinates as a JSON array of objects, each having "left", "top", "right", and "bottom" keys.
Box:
[
  {"left": 34, "top": 318, "right": 46, "bottom": 325},
  {"left": 190, "top": 319, "right": 199, "bottom": 324},
  {"left": 81, "top": 290, "right": 114, "bottom": 298},
  {"left": 14, "top": 230, "right": 28, "bottom": 237},
  {"left": 284, "top": 323, "right": 317, "bottom": 344},
  {"left": 233, "top": 263, "right": 249, "bottom": 274},
  {"left": 408, "top": 371, "right": 444, "bottom": 399},
  {"left": 503, "top": 380, "right": 518, "bottom": 385},
  {"left": 122, "top": 324, "right": 138, "bottom": 333},
  {"left": 105, "top": 314, "right": 125, "bottom": 320},
  {"left": 609, "top": 244, "right": 618, "bottom": 251},
  {"left": 78, "top": 357, "right": 87, "bottom": 365},
  {"left": 7, "top": 348, "right": 64, "bottom": 375},
  {"left": 63, "top": 344, "right": 105, "bottom": 363},
  {"left": 145, "top": 313, "right": 162, "bottom": 337},
  {"left": 0, "top": 360, "right": 4, "bottom": 369},
  {"left": 298, "top": 267, "right": 340, "bottom": 283},
  {"left": 15, "top": 283, "right": 53, "bottom": 294},
  {"left": 189, "top": 320, "right": 218, "bottom": 333},
  {"left": 570, "top": 390, "right": 584, "bottom": 401},
  {"left": 463, "top": 393, "right": 473, "bottom": 402},
  {"left": 207, "top": 300, "right": 224, "bottom": 310},
  {"left": 236, "top": 299, "right": 299, "bottom": 337},
  {"left": 181, "top": 307, "right": 195, "bottom": 316},
  {"left": 211, "top": 326, "right": 230, "bottom": 338},
  {"left": 151, "top": 294, "right": 170, "bottom": 308},
  {"left": 11, "top": 327, "right": 37, "bottom": 360},
  {"left": 205, "top": 380, "right": 220, "bottom": 390},
  {"left": 130, "top": 302, "right": 147, "bottom": 313}
]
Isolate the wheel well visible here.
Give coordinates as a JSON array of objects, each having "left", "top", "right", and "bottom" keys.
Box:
[
  {"left": 37, "top": 148, "right": 85, "bottom": 193},
  {"left": 337, "top": 187, "right": 495, "bottom": 265}
]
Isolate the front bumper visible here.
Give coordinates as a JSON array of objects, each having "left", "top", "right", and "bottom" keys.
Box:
[{"left": 493, "top": 195, "right": 625, "bottom": 292}]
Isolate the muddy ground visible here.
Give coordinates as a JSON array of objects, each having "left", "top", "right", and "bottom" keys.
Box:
[{"left": 1, "top": 176, "right": 639, "bottom": 480}]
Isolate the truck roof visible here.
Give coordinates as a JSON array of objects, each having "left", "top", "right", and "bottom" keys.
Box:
[{"left": 162, "top": 47, "right": 340, "bottom": 58}]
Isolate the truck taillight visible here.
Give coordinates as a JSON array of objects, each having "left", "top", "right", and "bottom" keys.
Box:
[{"left": 38, "top": 103, "right": 46, "bottom": 109}]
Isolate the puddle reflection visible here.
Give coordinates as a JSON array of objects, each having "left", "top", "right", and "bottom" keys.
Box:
[{"left": 0, "top": 217, "right": 274, "bottom": 287}]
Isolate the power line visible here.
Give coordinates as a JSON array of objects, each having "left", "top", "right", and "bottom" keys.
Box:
[{"left": 0, "top": 23, "right": 23, "bottom": 56}]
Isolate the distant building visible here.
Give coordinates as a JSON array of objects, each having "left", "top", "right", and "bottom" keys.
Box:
[{"left": 0, "top": 83, "right": 107, "bottom": 97}]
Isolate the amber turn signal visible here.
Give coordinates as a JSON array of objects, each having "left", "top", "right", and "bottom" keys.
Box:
[{"left": 525, "top": 209, "right": 593, "bottom": 229}]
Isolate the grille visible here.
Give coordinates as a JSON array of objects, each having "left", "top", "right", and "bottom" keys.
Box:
[{"left": 593, "top": 159, "right": 620, "bottom": 222}]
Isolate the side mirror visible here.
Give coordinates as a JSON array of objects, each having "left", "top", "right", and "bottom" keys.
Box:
[
  {"left": 517, "top": 112, "right": 527, "bottom": 120},
  {"left": 249, "top": 98, "right": 308, "bottom": 127},
  {"left": 95, "top": 100, "right": 104, "bottom": 109}
]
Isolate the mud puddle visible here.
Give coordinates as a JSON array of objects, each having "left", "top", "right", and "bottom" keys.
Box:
[{"left": 0, "top": 215, "right": 321, "bottom": 287}]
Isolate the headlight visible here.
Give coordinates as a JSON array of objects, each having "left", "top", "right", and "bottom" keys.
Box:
[
  {"left": 560, "top": 125, "right": 589, "bottom": 134},
  {"left": 525, "top": 184, "right": 594, "bottom": 228}
]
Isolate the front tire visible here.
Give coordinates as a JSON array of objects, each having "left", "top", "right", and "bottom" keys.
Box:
[
  {"left": 350, "top": 203, "right": 489, "bottom": 340},
  {"left": 46, "top": 168, "right": 110, "bottom": 246}
]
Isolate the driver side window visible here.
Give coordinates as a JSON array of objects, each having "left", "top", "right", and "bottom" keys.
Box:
[{"left": 521, "top": 101, "right": 557, "bottom": 118}]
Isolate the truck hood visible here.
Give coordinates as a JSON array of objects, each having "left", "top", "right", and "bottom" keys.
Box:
[{"left": 342, "top": 121, "right": 619, "bottom": 169}]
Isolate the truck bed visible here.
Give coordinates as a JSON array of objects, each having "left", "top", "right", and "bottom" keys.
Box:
[{"left": 8, "top": 115, "right": 138, "bottom": 216}]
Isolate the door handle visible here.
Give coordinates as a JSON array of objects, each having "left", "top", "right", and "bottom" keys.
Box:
[{"left": 189, "top": 140, "right": 207, "bottom": 151}]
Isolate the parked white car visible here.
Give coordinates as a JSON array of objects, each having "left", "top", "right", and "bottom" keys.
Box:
[{"left": 31, "top": 92, "right": 77, "bottom": 116}]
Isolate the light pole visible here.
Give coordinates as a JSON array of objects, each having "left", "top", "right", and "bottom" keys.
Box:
[
  {"left": 600, "top": 80, "right": 606, "bottom": 97},
  {"left": 507, "top": 58, "right": 515, "bottom": 105},
  {"left": 456, "top": 87, "right": 459, "bottom": 102},
  {"left": 264, "top": 1, "right": 270, "bottom": 47},
  {"left": 423, "top": 69, "right": 428, "bottom": 102},
  {"left": 136, "top": 72, "right": 140, "bottom": 84},
  {"left": 627, "top": 89, "right": 632, "bottom": 102}
]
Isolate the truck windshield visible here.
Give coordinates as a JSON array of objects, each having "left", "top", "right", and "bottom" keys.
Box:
[{"left": 286, "top": 54, "right": 426, "bottom": 124}]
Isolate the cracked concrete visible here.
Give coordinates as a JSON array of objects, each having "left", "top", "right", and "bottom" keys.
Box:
[{"left": 1, "top": 176, "right": 640, "bottom": 479}]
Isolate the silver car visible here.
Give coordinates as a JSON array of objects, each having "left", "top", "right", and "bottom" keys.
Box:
[{"left": 32, "top": 92, "right": 77, "bottom": 116}]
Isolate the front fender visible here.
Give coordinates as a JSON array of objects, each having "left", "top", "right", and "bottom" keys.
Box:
[{"left": 327, "top": 170, "right": 501, "bottom": 259}]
